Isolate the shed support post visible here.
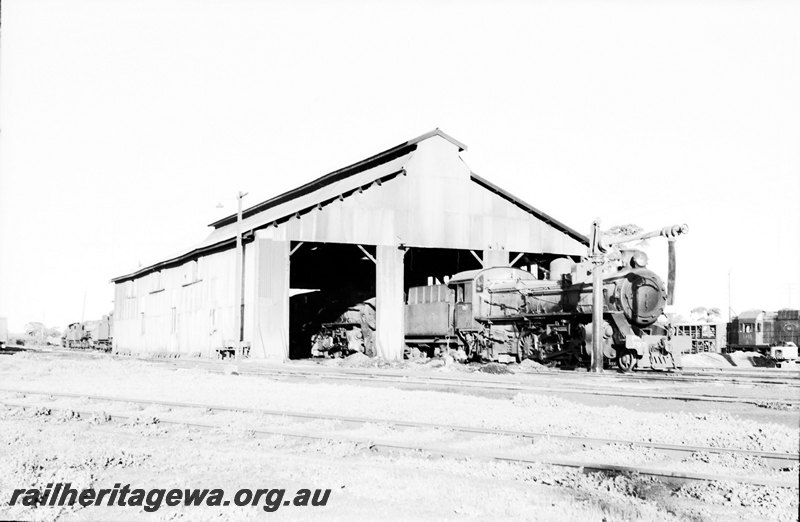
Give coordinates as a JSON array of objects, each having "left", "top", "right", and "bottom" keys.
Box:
[
  {"left": 250, "top": 238, "right": 290, "bottom": 361},
  {"left": 376, "top": 245, "right": 404, "bottom": 361},
  {"left": 483, "top": 249, "right": 509, "bottom": 268}
]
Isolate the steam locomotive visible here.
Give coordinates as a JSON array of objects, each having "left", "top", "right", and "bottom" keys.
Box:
[
  {"left": 404, "top": 249, "right": 688, "bottom": 371},
  {"left": 309, "top": 247, "right": 686, "bottom": 370},
  {"left": 63, "top": 315, "right": 113, "bottom": 351}
]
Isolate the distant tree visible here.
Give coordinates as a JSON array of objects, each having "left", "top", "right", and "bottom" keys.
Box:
[
  {"left": 688, "top": 307, "right": 724, "bottom": 323},
  {"left": 707, "top": 308, "right": 723, "bottom": 322},
  {"left": 606, "top": 224, "right": 644, "bottom": 237},
  {"left": 689, "top": 307, "right": 708, "bottom": 322},
  {"left": 46, "top": 327, "right": 61, "bottom": 337},
  {"left": 24, "top": 323, "right": 62, "bottom": 341},
  {"left": 24, "top": 322, "right": 45, "bottom": 337}
]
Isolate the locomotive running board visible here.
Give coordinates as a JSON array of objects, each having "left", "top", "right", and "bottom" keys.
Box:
[{"left": 474, "top": 312, "right": 580, "bottom": 324}]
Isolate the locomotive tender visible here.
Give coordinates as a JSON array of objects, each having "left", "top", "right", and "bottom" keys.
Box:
[{"left": 405, "top": 249, "right": 688, "bottom": 371}]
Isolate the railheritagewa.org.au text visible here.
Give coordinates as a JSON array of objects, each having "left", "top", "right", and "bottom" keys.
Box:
[{"left": 9, "top": 483, "right": 332, "bottom": 512}]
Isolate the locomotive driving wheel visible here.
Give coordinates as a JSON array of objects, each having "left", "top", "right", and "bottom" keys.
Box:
[
  {"left": 463, "top": 333, "right": 482, "bottom": 362},
  {"left": 617, "top": 349, "right": 637, "bottom": 373},
  {"left": 517, "top": 331, "right": 535, "bottom": 363}
]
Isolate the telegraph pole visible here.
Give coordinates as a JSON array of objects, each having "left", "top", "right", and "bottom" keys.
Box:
[
  {"left": 589, "top": 220, "right": 605, "bottom": 373},
  {"left": 728, "top": 269, "right": 732, "bottom": 322},
  {"left": 234, "top": 191, "right": 248, "bottom": 359}
]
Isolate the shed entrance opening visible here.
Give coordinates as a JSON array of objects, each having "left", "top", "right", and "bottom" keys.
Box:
[{"left": 288, "top": 242, "right": 376, "bottom": 359}]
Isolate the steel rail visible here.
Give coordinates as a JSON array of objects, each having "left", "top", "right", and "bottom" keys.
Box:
[
  {"left": 677, "top": 367, "right": 800, "bottom": 375},
  {"left": 193, "top": 366, "right": 800, "bottom": 406},
  {"left": 1, "top": 388, "right": 795, "bottom": 469},
  {"left": 36, "top": 349, "right": 800, "bottom": 387},
  {"left": 1, "top": 396, "right": 795, "bottom": 490},
  {"left": 19, "top": 350, "right": 800, "bottom": 406},
  {"left": 206, "top": 361, "right": 800, "bottom": 387},
  {"left": 244, "top": 364, "right": 800, "bottom": 389},
  {"left": 111, "top": 351, "right": 800, "bottom": 388},
  {"left": 28, "top": 348, "right": 800, "bottom": 404},
  {"left": 152, "top": 355, "right": 800, "bottom": 386},
  {"left": 41, "top": 349, "right": 800, "bottom": 380}
]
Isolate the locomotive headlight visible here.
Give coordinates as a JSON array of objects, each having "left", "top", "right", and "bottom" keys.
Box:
[{"left": 631, "top": 251, "right": 648, "bottom": 268}]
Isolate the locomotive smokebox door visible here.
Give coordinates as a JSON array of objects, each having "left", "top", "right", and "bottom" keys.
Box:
[{"left": 617, "top": 272, "right": 666, "bottom": 327}]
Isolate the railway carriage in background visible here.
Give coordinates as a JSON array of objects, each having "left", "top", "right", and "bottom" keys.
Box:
[{"left": 728, "top": 309, "right": 800, "bottom": 355}]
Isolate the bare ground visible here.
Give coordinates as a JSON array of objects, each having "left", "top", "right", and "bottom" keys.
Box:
[{"left": 0, "top": 352, "right": 798, "bottom": 521}]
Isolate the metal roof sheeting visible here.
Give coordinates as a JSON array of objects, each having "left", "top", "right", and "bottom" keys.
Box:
[
  {"left": 112, "top": 151, "right": 413, "bottom": 282},
  {"left": 112, "top": 130, "right": 587, "bottom": 283},
  {"left": 470, "top": 173, "right": 588, "bottom": 246}
]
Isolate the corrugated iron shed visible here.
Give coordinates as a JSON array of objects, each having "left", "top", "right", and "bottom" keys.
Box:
[{"left": 111, "top": 129, "right": 591, "bottom": 361}]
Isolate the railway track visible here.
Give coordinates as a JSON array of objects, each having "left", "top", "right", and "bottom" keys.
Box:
[
  {"left": 197, "top": 360, "right": 800, "bottom": 388},
  {"left": 40, "top": 348, "right": 800, "bottom": 387},
  {"left": 189, "top": 365, "right": 800, "bottom": 406},
  {"left": 18, "top": 349, "right": 800, "bottom": 406},
  {"left": 670, "top": 368, "right": 800, "bottom": 382},
  {"left": 1, "top": 388, "right": 797, "bottom": 490}
]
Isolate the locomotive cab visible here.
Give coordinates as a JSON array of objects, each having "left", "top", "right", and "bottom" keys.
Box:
[
  {"left": 735, "top": 310, "right": 766, "bottom": 349},
  {"left": 403, "top": 267, "right": 538, "bottom": 357},
  {"left": 449, "top": 267, "right": 541, "bottom": 362},
  {"left": 450, "top": 266, "right": 539, "bottom": 325},
  {"left": 448, "top": 269, "right": 480, "bottom": 332}
]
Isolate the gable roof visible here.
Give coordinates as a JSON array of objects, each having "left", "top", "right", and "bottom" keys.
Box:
[
  {"left": 470, "top": 173, "right": 586, "bottom": 246},
  {"left": 209, "top": 129, "right": 466, "bottom": 229},
  {"left": 112, "top": 129, "right": 588, "bottom": 283}
]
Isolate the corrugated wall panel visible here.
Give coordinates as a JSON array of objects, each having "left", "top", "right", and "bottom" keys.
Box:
[
  {"left": 113, "top": 249, "right": 238, "bottom": 355},
  {"left": 250, "top": 238, "right": 290, "bottom": 360}
]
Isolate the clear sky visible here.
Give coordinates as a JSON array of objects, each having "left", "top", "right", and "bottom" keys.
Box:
[{"left": 1, "top": 0, "right": 798, "bottom": 332}]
